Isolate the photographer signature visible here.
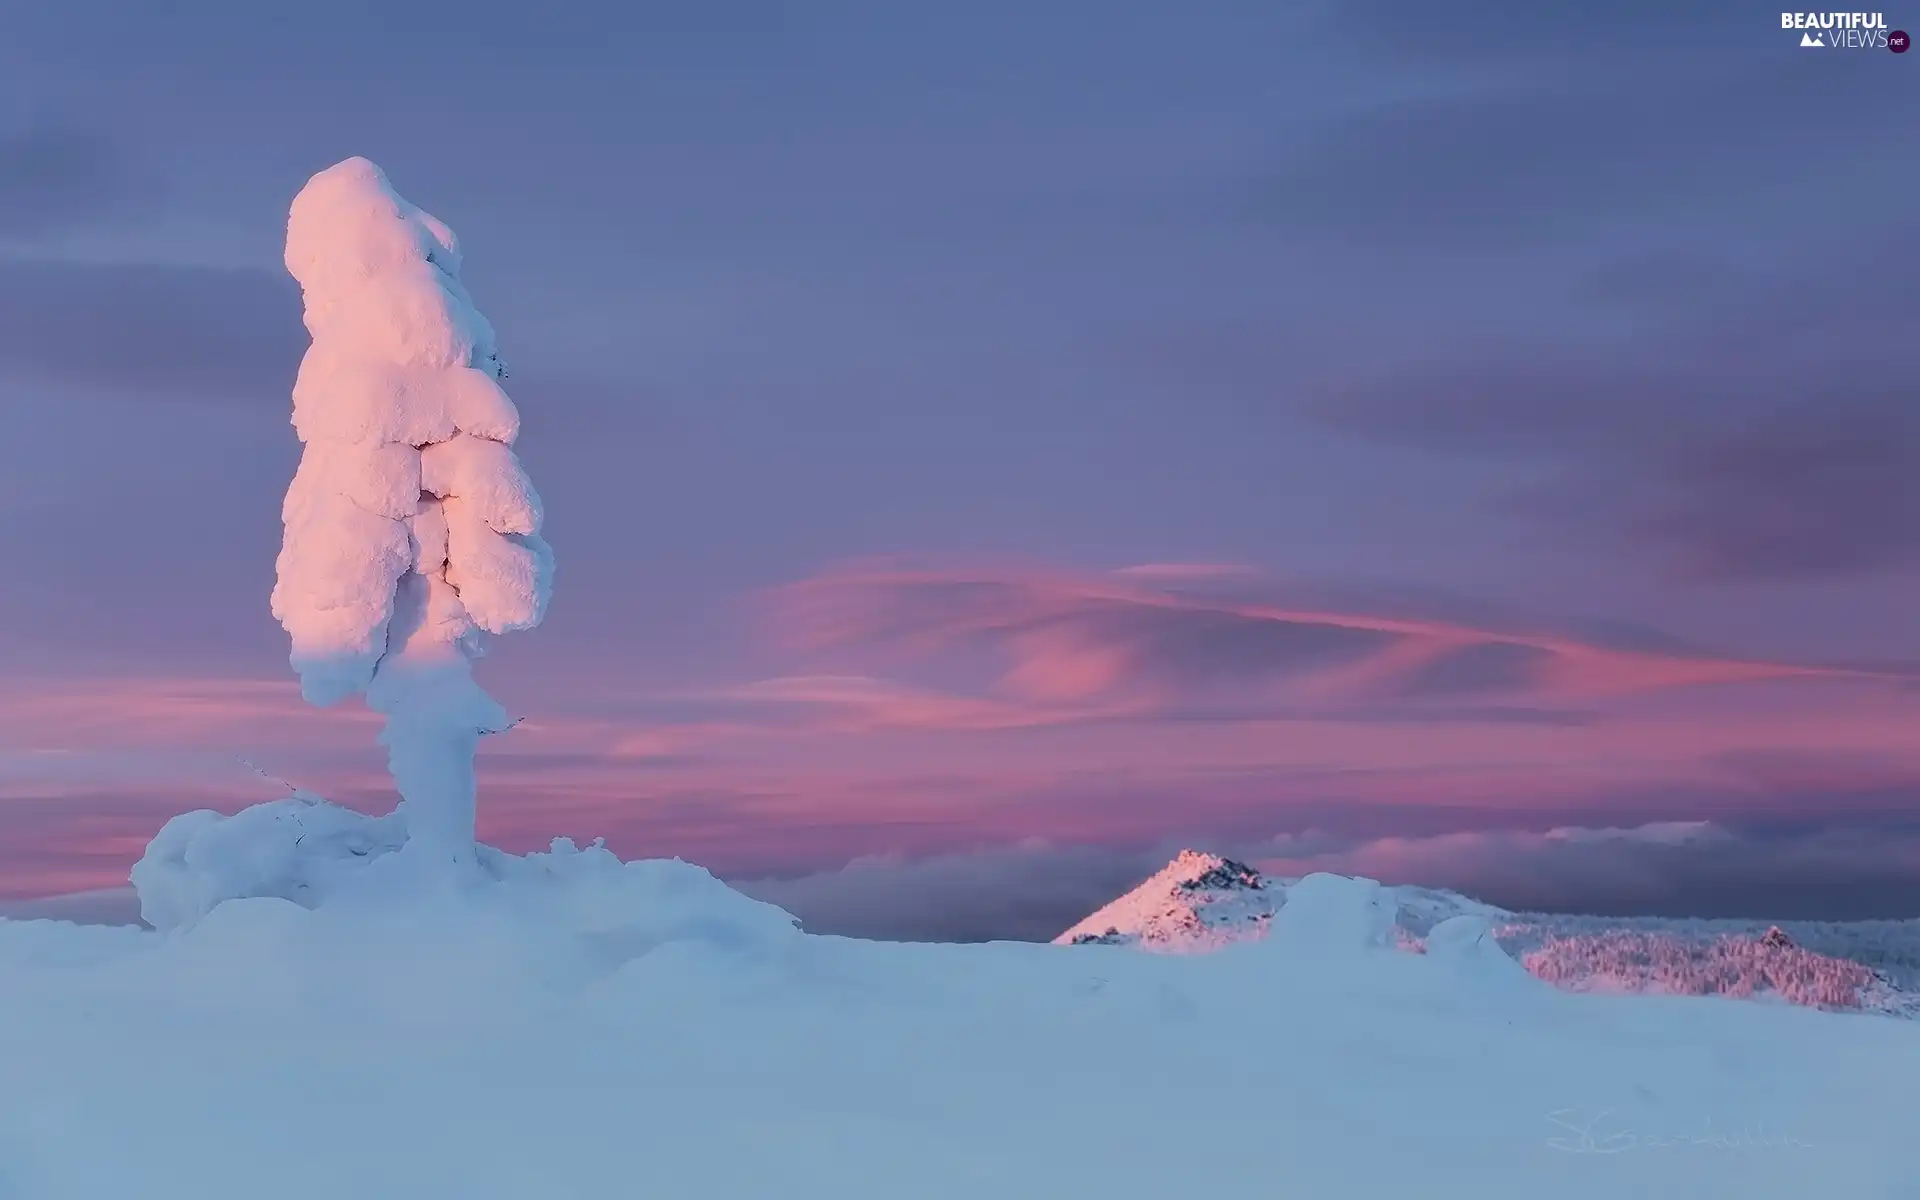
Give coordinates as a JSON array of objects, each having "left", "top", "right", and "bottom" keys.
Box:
[{"left": 1545, "top": 1109, "right": 1815, "bottom": 1154}]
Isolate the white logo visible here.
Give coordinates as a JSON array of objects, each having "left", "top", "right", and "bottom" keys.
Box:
[{"left": 1781, "top": 11, "right": 1893, "bottom": 47}]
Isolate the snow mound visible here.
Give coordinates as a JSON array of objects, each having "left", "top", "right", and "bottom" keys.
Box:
[
  {"left": 127, "top": 795, "right": 800, "bottom": 974},
  {"left": 132, "top": 794, "right": 405, "bottom": 932},
  {"left": 1268, "top": 872, "right": 1398, "bottom": 952},
  {"left": 1425, "top": 914, "right": 1534, "bottom": 986},
  {"left": 1055, "top": 849, "right": 1495, "bottom": 953}
]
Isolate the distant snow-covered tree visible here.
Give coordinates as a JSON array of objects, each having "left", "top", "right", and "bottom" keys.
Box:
[
  {"left": 1519, "top": 930, "right": 1879, "bottom": 1011},
  {"left": 272, "top": 157, "right": 552, "bottom": 869}
]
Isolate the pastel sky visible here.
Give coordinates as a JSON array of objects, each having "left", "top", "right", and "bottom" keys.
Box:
[{"left": 2, "top": 1, "right": 1916, "bottom": 939}]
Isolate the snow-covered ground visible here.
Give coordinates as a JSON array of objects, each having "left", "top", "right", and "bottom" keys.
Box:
[{"left": 3, "top": 825, "right": 1917, "bottom": 1199}]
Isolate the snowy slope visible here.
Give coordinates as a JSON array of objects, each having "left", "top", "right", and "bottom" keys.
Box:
[{"left": 1062, "top": 851, "right": 1920, "bottom": 1018}]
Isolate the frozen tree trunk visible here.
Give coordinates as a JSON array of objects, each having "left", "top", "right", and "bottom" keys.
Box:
[
  {"left": 364, "top": 573, "right": 504, "bottom": 867},
  {"left": 273, "top": 158, "right": 552, "bottom": 870}
]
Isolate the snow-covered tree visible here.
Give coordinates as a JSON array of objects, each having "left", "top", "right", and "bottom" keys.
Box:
[{"left": 272, "top": 157, "right": 552, "bottom": 869}]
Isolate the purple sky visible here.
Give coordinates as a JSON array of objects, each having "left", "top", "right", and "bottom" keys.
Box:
[{"left": 2, "top": 1, "right": 1917, "bottom": 939}]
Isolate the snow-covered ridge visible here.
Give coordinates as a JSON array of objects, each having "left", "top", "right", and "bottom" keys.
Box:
[{"left": 1062, "top": 850, "right": 1919, "bottom": 1017}]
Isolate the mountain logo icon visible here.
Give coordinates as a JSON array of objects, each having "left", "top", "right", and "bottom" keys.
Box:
[{"left": 1800, "top": 31, "right": 1824, "bottom": 46}]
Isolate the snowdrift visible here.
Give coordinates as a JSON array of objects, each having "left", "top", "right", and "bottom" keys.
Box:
[{"left": 126, "top": 796, "right": 799, "bottom": 970}]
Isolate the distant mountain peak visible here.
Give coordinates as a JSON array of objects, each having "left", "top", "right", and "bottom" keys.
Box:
[
  {"left": 1055, "top": 850, "right": 1277, "bottom": 952},
  {"left": 1056, "top": 850, "right": 1500, "bottom": 954},
  {"left": 1168, "top": 850, "right": 1264, "bottom": 894}
]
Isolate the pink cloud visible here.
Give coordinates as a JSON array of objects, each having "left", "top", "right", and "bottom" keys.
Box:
[
  {"left": 706, "top": 675, "right": 1129, "bottom": 732},
  {"left": 0, "top": 676, "right": 374, "bottom": 753},
  {"left": 769, "top": 563, "right": 1872, "bottom": 713},
  {"left": 1110, "top": 563, "right": 1261, "bottom": 581},
  {"left": 1252, "top": 819, "right": 1920, "bottom": 918},
  {"left": 5, "top": 563, "right": 1915, "bottom": 920}
]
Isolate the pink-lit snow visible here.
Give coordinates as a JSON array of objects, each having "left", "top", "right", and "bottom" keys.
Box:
[
  {"left": 1059, "top": 849, "right": 1919, "bottom": 1018},
  {"left": 272, "top": 158, "right": 552, "bottom": 867}
]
